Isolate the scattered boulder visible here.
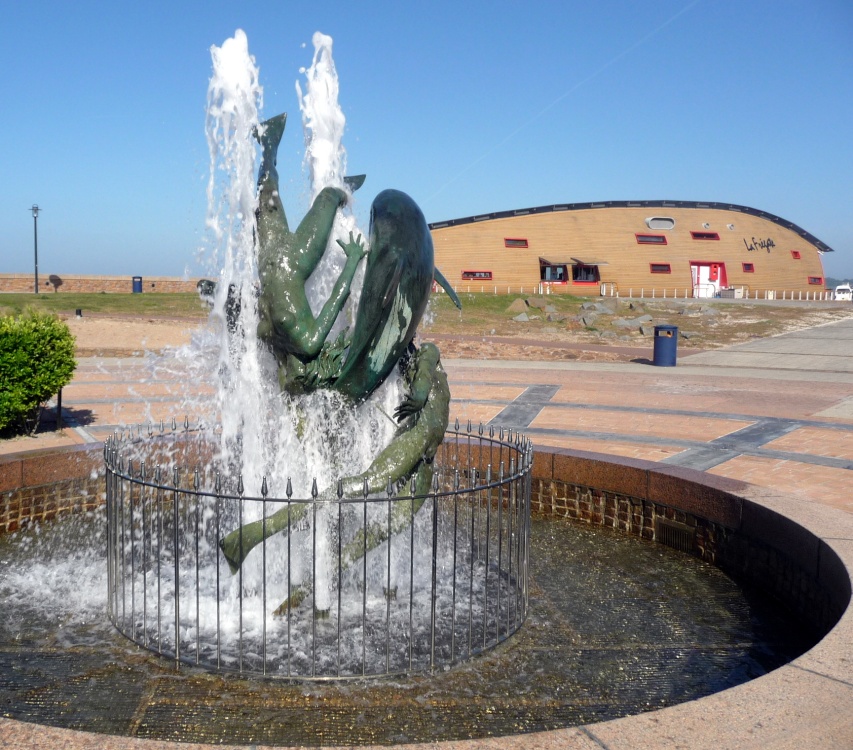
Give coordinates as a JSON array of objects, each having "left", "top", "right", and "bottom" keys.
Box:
[
  {"left": 613, "top": 314, "right": 654, "bottom": 330},
  {"left": 581, "top": 315, "right": 598, "bottom": 327},
  {"left": 680, "top": 330, "right": 692, "bottom": 340},
  {"left": 526, "top": 298, "right": 549, "bottom": 310},
  {"left": 506, "top": 298, "right": 528, "bottom": 314},
  {"left": 639, "top": 324, "right": 655, "bottom": 336},
  {"left": 513, "top": 312, "right": 530, "bottom": 322},
  {"left": 547, "top": 313, "right": 567, "bottom": 322},
  {"left": 544, "top": 304, "right": 558, "bottom": 314}
]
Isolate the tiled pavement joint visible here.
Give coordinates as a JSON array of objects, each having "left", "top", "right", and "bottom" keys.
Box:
[{"left": 488, "top": 384, "right": 560, "bottom": 429}]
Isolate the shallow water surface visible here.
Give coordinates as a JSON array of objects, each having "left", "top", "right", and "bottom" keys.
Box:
[{"left": 0, "top": 513, "right": 813, "bottom": 745}]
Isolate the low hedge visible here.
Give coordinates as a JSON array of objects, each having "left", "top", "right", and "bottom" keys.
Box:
[{"left": 0, "top": 310, "right": 76, "bottom": 435}]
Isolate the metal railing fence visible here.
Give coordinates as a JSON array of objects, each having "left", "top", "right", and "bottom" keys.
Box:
[{"left": 105, "top": 422, "right": 531, "bottom": 680}]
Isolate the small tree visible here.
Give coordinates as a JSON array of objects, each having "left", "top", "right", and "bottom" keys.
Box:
[{"left": 0, "top": 310, "right": 76, "bottom": 435}]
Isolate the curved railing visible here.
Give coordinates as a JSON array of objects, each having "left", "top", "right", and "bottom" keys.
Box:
[{"left": 105, "top": 422, "right": 532, "bottom": 680}]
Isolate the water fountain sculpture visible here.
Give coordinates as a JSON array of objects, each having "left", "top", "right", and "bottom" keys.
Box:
[{"left": 104, "top": 31, "right": 532, "bottom": 679}]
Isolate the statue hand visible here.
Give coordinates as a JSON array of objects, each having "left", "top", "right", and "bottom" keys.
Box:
[
  {"left": 394, "top": 381, "right": 429, "bottom": 421},
  {"left": 337, "top": 232, "right": 366, "bottom": 261}
]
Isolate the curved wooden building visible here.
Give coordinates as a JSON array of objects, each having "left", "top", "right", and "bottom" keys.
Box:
[{"left": 429, "top": 200, "right": 832, "bottom": 298}]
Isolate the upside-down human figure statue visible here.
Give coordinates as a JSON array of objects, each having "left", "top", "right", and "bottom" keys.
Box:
[{"left": 217, "top": 114, "right": 460, "bottom": 609}]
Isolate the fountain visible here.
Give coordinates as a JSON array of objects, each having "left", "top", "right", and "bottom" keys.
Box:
[
  {"left": 0, "top": 27, "right": 847, "bottom": 749},
  {"left": 104, "top": 29, "right": 530, "bottom": 680}
]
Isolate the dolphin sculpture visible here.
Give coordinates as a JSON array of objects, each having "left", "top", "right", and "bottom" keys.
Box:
[{"left": 333, "top": 189, "right": 459, "bottom": 401}]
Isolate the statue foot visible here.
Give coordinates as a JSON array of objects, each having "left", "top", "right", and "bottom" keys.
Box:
[
  {"left": 255, "top": 113, "right": 287, "bottom": 166},
  {"left": 344, "top": 174, "right": 366, "bottom": 192},
  {"left": 218, "top": 535, "right": 242, "bottom": 576}
]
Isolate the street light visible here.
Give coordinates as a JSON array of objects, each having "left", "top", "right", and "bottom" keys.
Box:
[{"left": 30, "top": 204, "right": 41, "bottom": 294}]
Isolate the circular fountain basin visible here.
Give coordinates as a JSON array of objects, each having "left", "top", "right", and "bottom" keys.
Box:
[{"left": 1, "top": 442, "right": 851, "bottom": 748}]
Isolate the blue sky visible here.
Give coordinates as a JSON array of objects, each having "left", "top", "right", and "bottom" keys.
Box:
[{"left": 2, "top": 0, "right": 851, "bottom": 279}]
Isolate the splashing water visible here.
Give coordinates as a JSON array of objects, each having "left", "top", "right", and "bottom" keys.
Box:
[
  {"left": 298, "top": 31, "right": 365, "bottom": 334},
  {"left": 201, "top": 30, "right": 401, "bottom": 611}
]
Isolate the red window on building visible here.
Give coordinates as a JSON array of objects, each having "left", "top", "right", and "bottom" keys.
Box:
[
  {"left": 504, "top": 238, "right": 528, "bottom": 248},
  {"left": 461, "top": 271, "right": 492, "bottom": 280},
  {"left": 650, "top": 263, "right": 671, "bottom": 274},
  {"left": 691, "top": 231, "right": 720, "bottom": 240},
  {"left": 791, "top": 250, "right": 801, "bottom": 259},
  {"left": 808, "top": 276, "right": 824, "bottom": 285},
  {"left": 742, "top": 263, "right": 755, "bottom": 272}
]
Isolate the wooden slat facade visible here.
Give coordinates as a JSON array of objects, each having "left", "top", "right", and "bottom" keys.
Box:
[{"left": 430, "top": 202, "right": 830, "bottom": 297}]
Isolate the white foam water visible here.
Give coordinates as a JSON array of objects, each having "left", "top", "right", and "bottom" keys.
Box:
[{"left": 195, "top": 29, "right": 402, "bottom": 618}]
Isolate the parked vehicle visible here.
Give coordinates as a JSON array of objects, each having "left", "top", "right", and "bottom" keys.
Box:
[{"left": 833, "top": 284, "right": 853, "bottom": 301}]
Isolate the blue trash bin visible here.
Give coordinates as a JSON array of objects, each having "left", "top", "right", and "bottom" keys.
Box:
[
  {"left": 132, "top": 276, "right": 143, "bottom": 294},
  {"left": 653, "top": 325, "right": 678, "bottom": 366}
]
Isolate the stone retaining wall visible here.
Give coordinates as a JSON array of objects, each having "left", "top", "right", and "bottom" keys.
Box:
[
  {"left": 0, "top": 444, "right": 103, "bottom": 534},
  {"left": 0, "top": 274, "right": 202, "bottom": 294}
]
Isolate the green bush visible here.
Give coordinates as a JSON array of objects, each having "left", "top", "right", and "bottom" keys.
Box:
[{"left": 0, "top": 310, "right": 76, "bottom": 435}]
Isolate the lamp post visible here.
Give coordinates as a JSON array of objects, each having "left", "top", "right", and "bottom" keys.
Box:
[{"left": 30, "top": 204, "right": 41, "bottom": 294}]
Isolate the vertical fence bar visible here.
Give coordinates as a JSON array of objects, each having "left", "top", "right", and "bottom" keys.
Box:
[
  {"left": 237, "top": 474, "right": 244, "bottom": 672},
  {"left": 261, "top": 476, "right": 268, "bottom": 676},
  {"left": 362, "top": 478, "right": 369, "bottom": 677},
  {"left": 172, "top": 465, "right": 180, "bottom": 665},
  {"left": 215, "top": 472, "right": 222, "bottom": 669},
  {"left": 141, "top": 461, "right": 148, "bottom": 647},
  {"left": 194, "top": 468, "right": 200, "bottom": 665},
  {"left": 337, "top": 481, "right": 344, "bottom": 677},
  {"left": 156, "top": 465, "right": 163, "bottom": 652},
  {"left": 427, "top": 473, "right": 438, "bottom": 670}
]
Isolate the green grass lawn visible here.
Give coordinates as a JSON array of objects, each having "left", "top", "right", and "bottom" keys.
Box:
[{"left": 0, "top": 293, "right": 209, "bottom": 318}]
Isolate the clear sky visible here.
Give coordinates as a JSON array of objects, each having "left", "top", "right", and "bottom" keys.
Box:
[{"left": 2, "top": 0, "right": 851, "bottom": 279}]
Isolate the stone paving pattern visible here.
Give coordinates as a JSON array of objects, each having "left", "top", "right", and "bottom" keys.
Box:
[{"left": 10, "top": 318, "right": 853, "bottom": 516}]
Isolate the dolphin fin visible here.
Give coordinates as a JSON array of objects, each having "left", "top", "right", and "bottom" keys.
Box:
[
  {"left": 344, "top": 174, "right": 366, "bottom": 192},
  {"left": 433, "top": 267, "right": 462, "bottom": 309}
]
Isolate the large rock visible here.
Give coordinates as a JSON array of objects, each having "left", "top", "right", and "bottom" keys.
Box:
[
  {"left": 526, "top": 297, "right": 550, "bottom": 310},
  {"left": 612, "top": 317, "right": 649, "bottom": 329},
  {"left": 513, "top": 312, "right": 530, "bottom": 322},
  {"left": 506, "top": 298, "right": 528, "bottom": 313}
]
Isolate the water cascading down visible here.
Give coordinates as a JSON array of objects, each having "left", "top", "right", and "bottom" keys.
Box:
[{"left": 105, "top": 29, "right": 532, "bottom": 679}]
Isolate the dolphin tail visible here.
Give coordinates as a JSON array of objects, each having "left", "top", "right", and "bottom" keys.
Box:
[
  {"left": 344, "top": 174, "right": 366, "bottom": 192},
  {"left": 433, "top": 267, "right": 462, "bottom": 309}
]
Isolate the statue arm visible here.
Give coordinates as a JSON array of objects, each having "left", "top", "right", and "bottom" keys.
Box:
[
  {"left": 288, "top": 232, "right": 366, "bottom": 358},
  {"left": 394, "top": 342, "right": 440, "bottom": 421}
]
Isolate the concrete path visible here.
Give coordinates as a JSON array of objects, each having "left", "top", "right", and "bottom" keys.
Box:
[{"left": 6, "top": 317, "right": 853, "bottom": 517}]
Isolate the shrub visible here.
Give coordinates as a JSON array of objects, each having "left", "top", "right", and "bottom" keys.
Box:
[{"left": 0, "top": 310, "right": 76, "bottom": 435}]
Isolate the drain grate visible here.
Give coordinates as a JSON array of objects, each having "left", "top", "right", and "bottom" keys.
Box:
[{"left": 655, "top": 517, "right": 696, "bottom": 554}]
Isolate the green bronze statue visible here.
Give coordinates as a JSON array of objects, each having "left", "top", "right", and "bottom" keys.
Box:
[{"left": 216, "top": 113, "right": 461, "bottom": 612}]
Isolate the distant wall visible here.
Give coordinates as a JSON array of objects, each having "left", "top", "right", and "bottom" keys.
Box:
[{"left": 0, "top": 274, "right": 203, "bottom": 294}]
